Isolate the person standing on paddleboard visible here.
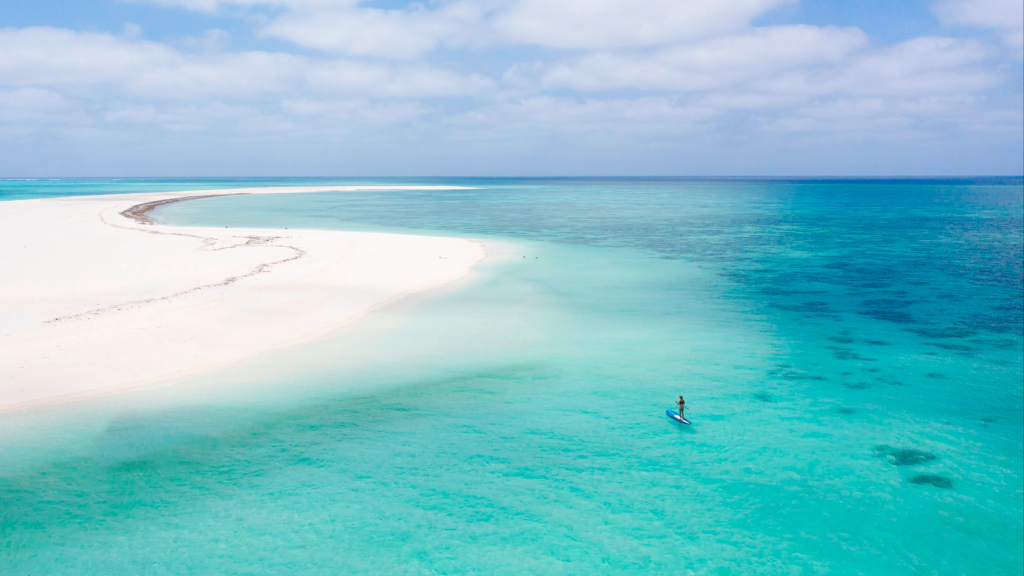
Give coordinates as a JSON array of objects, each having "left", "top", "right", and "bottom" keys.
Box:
[{"left": 676, "top": 395, "right": 686, "bottom": 419}]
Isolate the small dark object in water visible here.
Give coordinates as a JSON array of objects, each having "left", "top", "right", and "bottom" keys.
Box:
[
  {"left": 843, "top": 382, "right": 869, "bottom": 389},
  {"left": 753, "top": 392, "right": 775, "bottom": 403},
  {"left": 908, "top": 474, "right": 953, "bottom": 489},
  {"left": 827, "top": 336, "right": 855, "bottom": 344},
  {"left": 874, "top": 445, "right": 937, "bottom": 466},
  {"left": 864, "top": 340, "right": 890, "bottom": 346},
  {"left": 834, "top": 407, "right": 856, "bottom": 415},
  {"left": 925, "top": 372, "right": 948, "bottom": 379}
]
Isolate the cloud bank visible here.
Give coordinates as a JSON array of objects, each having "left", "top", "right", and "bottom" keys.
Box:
[{"left": 0, "top": 0, "right": 1020, "bottom": 175}]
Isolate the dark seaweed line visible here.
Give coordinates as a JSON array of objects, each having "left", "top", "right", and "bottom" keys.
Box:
[{"left": 46, "top": 194, "right": 307, "bottom": 324}]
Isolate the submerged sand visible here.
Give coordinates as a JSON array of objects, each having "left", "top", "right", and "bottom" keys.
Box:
[{"left": 0, "top": 186, "right": 485, "bottom": 411}]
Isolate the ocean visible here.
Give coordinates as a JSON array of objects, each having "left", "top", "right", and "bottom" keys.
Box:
[{"left": 1, "top": 178, "right": 1021, "bottom": 574}]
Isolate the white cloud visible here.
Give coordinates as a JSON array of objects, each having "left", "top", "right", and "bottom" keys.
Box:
[
  {"left": 261, "top": 2, "right": 484, "bottom": 59},
  {"left": 487, "top": 31, "right": 1006, "bottom": 143},
  {"left": 826, "top": 37, "right": 998, "bottom": 96},
  {"left": 136, "top": 0, "right": 797, "bottom": 57},
  {"left": 305, "top": 60, "right": 493, "bottom": 97},
  {"left": 934, "top": 0, "right": 1024, "bottom": 48},
  {"left": 0, "top": 27, "right": 179, "bottom": 87},
  {"left": 181, "top": 28, "right": 232, "bottom": 52},
  {"left": 1, "top": 0, "right": 1020, "bottom": 174},
  {"left": 133, "top": 52, "right": 307, "bottom": 98},
  {"left": 0, "top": 27, "right": 310, "bottom": 99},
  {"left": 0, "top": 22, "right": 1012, "bottom": 143},
  {"left": 281, "top": 98, "right": 432, "bottom": 124},
  {"left": 509, "top": 95, "right": 716, "bottom": 129},
  {"left": 0, "top": 88, "right": 70, "bottom": 123},
  {"left": 493, "top": 0, "right": 794, "bottom": 49},
  {"left": 133, "top": 0, "right": 269, "bottom": 12},
  {"left": 102, "top": 101, "right": 258, "bottom": 131},
  {"left": 0, "top": 26, "right": 491, "bottom": 100},
  {"left": 534, "top": 25, "right": 867, "bottom": 91},
  {"left": 134, "top": 0, "right": 483, "bottom": 58},
  {"left": 521, "top": 28, "right": 997, "bottom": 113},
  {"left": 762, "top": 93, "right": 1022, "bottom": 137}
]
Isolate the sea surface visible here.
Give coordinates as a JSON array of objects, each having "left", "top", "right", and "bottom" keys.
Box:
[{"left": 1, "top": 178, "right": 1022, "bottom": 575}]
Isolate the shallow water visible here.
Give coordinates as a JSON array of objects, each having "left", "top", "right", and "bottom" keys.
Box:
[{"left": 2, "top": 178, "right": 1021, "bottom": 574}]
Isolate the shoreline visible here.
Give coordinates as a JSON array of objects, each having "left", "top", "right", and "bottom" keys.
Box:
[
  {"left": 0, "top": 186, "right": 485, "bottom": 412},
  {"left": 120, "top": 193, "right": 240, "bottom": 225}
]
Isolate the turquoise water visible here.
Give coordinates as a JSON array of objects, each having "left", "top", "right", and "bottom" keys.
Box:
[
  {"left": 0, "top": 177, "right": 471, "bottom": 201},
  {"left": 1, "top": 179, "right": 1021, "bottom": 574}
]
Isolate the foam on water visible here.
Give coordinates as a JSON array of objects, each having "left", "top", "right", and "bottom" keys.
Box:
[{"left": 1, "top": 178, "right": 1021, "bottom": 574}]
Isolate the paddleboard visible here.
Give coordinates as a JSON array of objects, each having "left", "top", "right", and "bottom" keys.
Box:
[{"left": 666, "top": 409, "right": 691, "bottom": 425}]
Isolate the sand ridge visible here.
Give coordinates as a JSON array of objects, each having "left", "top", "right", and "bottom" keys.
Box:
[{"left": 0, "top": 186, "right": 485, "bottom": 411}]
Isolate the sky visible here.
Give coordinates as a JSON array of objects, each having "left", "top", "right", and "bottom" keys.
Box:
[{"left": 0, "top": 0, "right": 1021, "bottom": 176}]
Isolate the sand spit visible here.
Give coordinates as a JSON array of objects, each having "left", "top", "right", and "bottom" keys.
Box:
[{"left": 0, "top": 186, "right": 484, "bottom": 411}]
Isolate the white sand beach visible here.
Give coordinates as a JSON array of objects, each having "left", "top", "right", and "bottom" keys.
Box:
[{"left": 0, "top": 187, "right": 485, "bottom": 411}]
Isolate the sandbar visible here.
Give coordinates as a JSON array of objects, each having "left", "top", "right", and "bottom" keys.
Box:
[{"left": 0, "top": 186, "right": 485, "bottom": 411}]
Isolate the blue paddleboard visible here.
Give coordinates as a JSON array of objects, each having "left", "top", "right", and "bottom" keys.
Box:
[{"left": 666, "top": 409, "right": 691, "bottom": 425}]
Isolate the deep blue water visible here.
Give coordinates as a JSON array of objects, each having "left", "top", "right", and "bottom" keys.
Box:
[{"left": 1, "top": 178, "right": 1021, "bottom": 575}]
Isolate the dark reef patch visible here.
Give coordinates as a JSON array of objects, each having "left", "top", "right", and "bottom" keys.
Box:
[
  {"left": 829, "top": 347, "right": 877, "bottom": 361},
  {"left": 861, "top": 298, "right": 913, "bottom": 309},
  {"left": 911, "top": 327, "right": 977, "bottom": 339},
  {"left": 771, "top": 301, "right": 837, "bottom": 317},
  {"left": 864, "top": 340, "right": 891, "bottom": 346},
  {"left": 784, "top": 373, "right": 826, "bottom": 381},
  {"left": 843, "top": 382, "right": 869, "bottom": 389},
  {"left": 925, "top": 342, "right": 975, "bottom": 352},
  {"left": 908, "top": 474, "right": 953, "bottom": 489},
  {"left": 875, "top": 445, "right": 937, "bottom": 466},
  {"left": 924, "top": 372, "right": 948, "bottom": 379},
  {"left": 983, "top": 338, "right": 1021, "bottom": 349},
  {"left": 761, "top": 288, "right": 828, "bottom": 297},
  {"left": 858, "top": 309, "right": 916, "bottom": 324},
  {"left": 753, "top": 392, "right": 776, "bottom": 403},
  {"left": 767, "top": 367, "right": 826, "bottom": 381},
  {"left": 834, "top": 407, "right": 856, "bottom": 415},
  {"left": 827, "top": 336, "right": 856, "bottom": 344}
]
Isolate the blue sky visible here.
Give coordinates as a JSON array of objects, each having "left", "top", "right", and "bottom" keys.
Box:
[{"left": 1, "top": 0, "right": 1021, "bottom": 176}]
